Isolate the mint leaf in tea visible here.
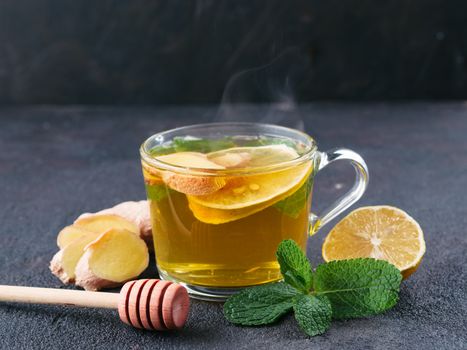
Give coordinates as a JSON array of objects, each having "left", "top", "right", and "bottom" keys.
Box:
[{"left": 274, "top": 178, "right": 313, "bottom": 219}]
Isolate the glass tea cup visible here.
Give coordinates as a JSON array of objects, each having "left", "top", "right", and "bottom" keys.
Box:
[{"left": 140, "top": 123, "right": 368, "bottom": 300}]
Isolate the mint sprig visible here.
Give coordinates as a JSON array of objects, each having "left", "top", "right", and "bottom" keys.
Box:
[
  {"left": 276, "top": 239, "right": 313, "bottom": 293},
  {"left": 223, "top": 239, "right": 402, "bottom": 337}
]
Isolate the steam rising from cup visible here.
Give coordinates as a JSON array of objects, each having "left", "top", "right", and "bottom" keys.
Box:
[{"left": 215, "top": 48, "right": 311, "bottom": 130}]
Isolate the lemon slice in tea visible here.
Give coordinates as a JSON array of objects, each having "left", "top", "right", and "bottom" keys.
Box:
[
  {"left": 188, "top": 160, "right": 312, "bottom": 210},
  {"left": 188, "top": 144, "right": 306, "bottom": 209},
  {"left": 322, "top": 206, "right": 426, "bottom": 278},
  {"left": 187, "top": 168, "right": 311, "bottom": 224}
]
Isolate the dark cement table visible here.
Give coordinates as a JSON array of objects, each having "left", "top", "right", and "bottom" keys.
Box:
[{"left": 0, "top": 103, "right": 465, "bottom": 349}]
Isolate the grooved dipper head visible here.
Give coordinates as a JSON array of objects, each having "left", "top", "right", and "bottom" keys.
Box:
[{"left": 118, "top": 279, "right": 190, "bottom": 331}]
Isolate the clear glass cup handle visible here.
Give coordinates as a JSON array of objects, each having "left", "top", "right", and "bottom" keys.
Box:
[{"left": 310, "top": 148, "right": 369, "bottom": 234}]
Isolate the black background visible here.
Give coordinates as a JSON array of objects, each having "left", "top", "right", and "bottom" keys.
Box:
[{"left": 1, "top": 0, "right": 466, "bottom": 105}]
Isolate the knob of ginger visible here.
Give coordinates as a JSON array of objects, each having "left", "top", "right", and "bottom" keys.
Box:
[
  {"left": 50, "top": 201, "right": 153, "bottom": 291},
  {"left": 75, "top": 228, "right": 149, "bottom": 291},
  {"left": 75, "top": 200, "right": 153, "bottom": 248}
]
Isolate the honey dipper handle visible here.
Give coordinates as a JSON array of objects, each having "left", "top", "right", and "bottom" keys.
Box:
[{"left": 0, "top": 285, "right": 119, "bottom": 309}]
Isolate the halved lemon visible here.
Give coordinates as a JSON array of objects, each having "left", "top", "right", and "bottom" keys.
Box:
[{"left": 322, "top": 206, "right": 425, "bottom": 279}]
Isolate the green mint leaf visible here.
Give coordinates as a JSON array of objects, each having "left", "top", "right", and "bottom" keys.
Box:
[
  {"left": 172, "top": 137, "right": 236, "bottom": 153},
  {"left": 293, "top": 294, "right": 332, "bottom": 336},
  {"left": 274, "top": 178, "right": 313, "bottom": 219},
  {"left": 276, "top": 239, "right": 313, "bottom": 293},
  {"left": 149, "top": 145, "right": 177, "bottom": 156},
  {"left": 223, "top": 282, "right": 300, "bottom": 326},
  {"left": 242, "top": 137, "right": 297, "bottom": 148},
  {"left": 261, "top": 138, "right": 297, "bottom": 148},
  {"left": 145, "top": 184, "right": 170, "bottom": 202},
  {"left": 149, "top": 137, "right": 236, "bottom": 156},
  {"left": 313, "top": 258, "right": 402, "bottom": 319}
]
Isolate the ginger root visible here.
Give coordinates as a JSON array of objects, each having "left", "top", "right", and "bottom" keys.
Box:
[
  {"left": 50, "top": 232, "right": 101, "bottom": 283},
  {"left": 76, "top": 201, "right": 152, "bottom": 247},
  {"left": 50, "top": 201, "right": 152, "bottom": 290},
  {"left": 57, "top": 225, "right": 96, "bottom": 249},
  {"left": 75, "top": 228, "right": 149, "bottom": 291},
  {"left": 74, "top": 214, "right": 140, "bottom": 236}
]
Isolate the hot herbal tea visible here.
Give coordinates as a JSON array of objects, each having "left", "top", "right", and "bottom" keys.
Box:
[{"left": 141, "top": 136, "right": 314, "bottom": 288}]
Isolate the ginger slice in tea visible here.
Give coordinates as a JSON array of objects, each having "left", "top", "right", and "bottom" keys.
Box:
[
  {"left": 155, "top": 152, "right": 227, "bottom": 196},
  {"left": 157, "top": 152, "right": 225, "bottom": 169},
  {"left": 207, "top": 151, "right": 252, "bottom": 168},
  {"left": 208, "top": 144, "right": 299, "bottom": 168}
]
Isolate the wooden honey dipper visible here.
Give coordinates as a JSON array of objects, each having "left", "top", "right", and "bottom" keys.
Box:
[{"left": 0, "top": 279, "right": 190, "bottom": 331}]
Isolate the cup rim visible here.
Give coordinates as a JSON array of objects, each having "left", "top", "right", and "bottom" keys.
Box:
[{"left": 140, "top": 122, "right": 317, "bottom": 175}]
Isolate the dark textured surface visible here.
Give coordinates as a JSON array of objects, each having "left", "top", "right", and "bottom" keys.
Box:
[
  {"left": 1, "top": 1, "right": 467, "bottom": 104},
  {"left": 0, "top": 103, "right": 466, "bottom": 349}
]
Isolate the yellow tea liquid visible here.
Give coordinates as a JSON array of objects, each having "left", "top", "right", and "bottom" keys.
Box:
[{"left": 142, "top": 138, "right": 313, "bottom": 288}]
